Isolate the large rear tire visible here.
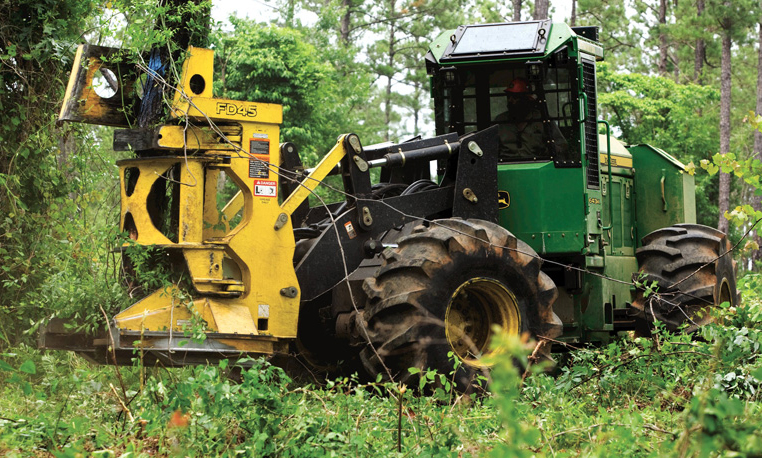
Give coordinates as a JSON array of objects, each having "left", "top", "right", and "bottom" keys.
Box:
[
  {"left": 632, "top": 223, "right": 738, "bottom": 333},
  {"left": 360, "top": 218, "right": 561, "bottom": 392}
]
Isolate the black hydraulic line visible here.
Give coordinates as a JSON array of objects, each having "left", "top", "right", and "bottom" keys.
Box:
[
  {"left": 293, "top": 227, "right": 324, "bottom": 240},
  {"left": 369, "top": 142, "right": 461, "bottom": 168},
  {"left": 372, "top": 183, "right": 408, "bottom": 198},
  {"left": 401, "top": 180, "right": 438, "bottom": 196}
]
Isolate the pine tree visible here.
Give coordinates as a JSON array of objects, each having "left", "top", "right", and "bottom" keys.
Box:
[{"left": 752, "top": 18, "right": 762, "bottom": 267}]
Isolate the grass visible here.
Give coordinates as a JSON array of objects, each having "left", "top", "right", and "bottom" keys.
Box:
[{"left": 1, "top": 274, "right": 761, "bottom": 457}]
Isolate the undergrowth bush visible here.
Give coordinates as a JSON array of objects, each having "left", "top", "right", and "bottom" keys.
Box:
[{"left": 1, "top": 276, "right": 761, "bottom": 456}]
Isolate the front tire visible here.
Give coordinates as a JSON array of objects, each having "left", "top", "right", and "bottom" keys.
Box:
[
  {"left": 360, "top": 218, "right": 561, "bottom": 391},
  {"left": 632, "top": 223, "right": 738, "bottom": 333}
]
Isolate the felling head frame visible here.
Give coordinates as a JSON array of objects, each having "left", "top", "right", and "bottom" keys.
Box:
[{"left": 52, "top": 45, "right": 301, "bottom": 364}]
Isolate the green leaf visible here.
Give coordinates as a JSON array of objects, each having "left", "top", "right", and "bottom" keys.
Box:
[
  {"left": 0, "top": 359, "right": 13, "bottom": 371},
  {"left": 752, "top": 367, "right": 762, "bottom": 381},
  {"left": 19, "top": 360, "right": 36, "bottom": 374}
]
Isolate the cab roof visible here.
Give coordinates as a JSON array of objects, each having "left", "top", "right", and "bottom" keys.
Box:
[{"left": 428, "top": 21, "right": 603, "bottom": 64}]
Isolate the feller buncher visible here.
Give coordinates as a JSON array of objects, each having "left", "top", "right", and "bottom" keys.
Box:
[{"left": 42, "top": 21, "right": 738, "bottom": 390}]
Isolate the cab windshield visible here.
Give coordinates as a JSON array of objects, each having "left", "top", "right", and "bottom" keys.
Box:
[{"left": 435, "top": 48, "right": 580, "bottom": 165}]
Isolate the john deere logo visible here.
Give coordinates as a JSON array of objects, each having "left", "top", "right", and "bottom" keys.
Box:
[{"left": 498, "top": 190, "right": 511, "bottom": 209}]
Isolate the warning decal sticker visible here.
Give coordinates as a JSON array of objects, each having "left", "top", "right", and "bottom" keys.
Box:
[
  {"left": 249, "top": 138, "right": 270, "bottom": 178},
  {"left": 254, "top": 179, "right": 277, "bottom": 198},
  {"left": 250, "top": 138, "right": 270, "bottom": 154},
  {"left": 249, "top": 156, "right": 270, "bottom": 178},
  {"left": 344, "top": 221, "right": 357, "bottom": 239}
]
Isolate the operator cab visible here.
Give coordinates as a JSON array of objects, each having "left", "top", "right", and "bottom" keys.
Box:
[
  {"left": 426, "top": 20, "right": 606, "bottom": 260},
  {"left": 426, "top": 21, "right": 596, "bottom": 169}
]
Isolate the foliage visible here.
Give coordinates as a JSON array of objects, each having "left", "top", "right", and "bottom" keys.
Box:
[
  {"left": 598, "top": 64, "right": 720, "bottom": 158},
  {"left": 213, "top": 19, "right": 379, "bottom": 166},
  {"left": 0, "top": 0, "right": 100, "bottom": 346},
  {"left": 698, "top": 146, "right": 762, "bottom": 254},
  {"left": 576, "top": 0, "right": 647, "bottom": 71},
  {"left": 1, "top": 284, "right": 761, "bottom": 456},
  {"left": 576, "top": 0, "right": 762, "bottom": 270},
  {"left": 597, "top": 63, "right": 727, "bottom": 228}
]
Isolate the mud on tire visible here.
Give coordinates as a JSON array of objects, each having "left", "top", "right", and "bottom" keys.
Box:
[
  {"left": 359, "top": 218, "right": 561, "bottom": 392},
  {"left": 632, "top": 223, "right": 738, "bottom": 333}
]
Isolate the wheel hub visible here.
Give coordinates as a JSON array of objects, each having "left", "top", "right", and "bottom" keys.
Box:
[{"left": 445, "top": 278, "right": 520, "bottom": 366}]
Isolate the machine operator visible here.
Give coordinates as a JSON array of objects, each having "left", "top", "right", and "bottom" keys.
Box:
[{"left": 493, "top": 78, "right": 569, "bottom": 161}]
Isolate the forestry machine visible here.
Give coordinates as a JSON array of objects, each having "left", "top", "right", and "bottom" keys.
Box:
[{"left": 42, "top": 21, "right": 738, "bottom": 390}]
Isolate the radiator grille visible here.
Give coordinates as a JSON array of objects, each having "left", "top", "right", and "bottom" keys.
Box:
[{"left": 583, "top": 60, "right": 599, "bottom": 189}]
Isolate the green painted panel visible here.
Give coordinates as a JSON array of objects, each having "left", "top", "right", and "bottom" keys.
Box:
[
  {"left": 546, "top": 23, "right": 575, "bottom": 57},
  {"left": 629, "top": 144, "right": 696, "bottom": 244},
  {"left": 612, "top": 180, "right": 623, "bottom": 247},
  {"left": 623, "top": 179, "right": 634, "bottom": 249},
  {"left": 429, "top": 29, "right": 454, "bottom": 62},
  {"left": 497, "top": 162, "right": 586, "bottom": 254},
  {"left": 578, "top": 255, "right": 637, "bottom": 333},
  {"left": 603, "top": 255, "right": 638, "bottom": 301},
  {"left": 601, "top": 175, "right": 635, "bottom": 256}
]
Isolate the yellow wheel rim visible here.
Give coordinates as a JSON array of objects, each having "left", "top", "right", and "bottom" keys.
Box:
[
  {"left": 718, "top": 278, "right": 733, "bottom": 306},
  {"left": 445, "top": 277, "right": 520, "bottom": 367}
]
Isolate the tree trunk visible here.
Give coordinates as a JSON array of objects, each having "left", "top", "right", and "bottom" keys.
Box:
[
  {"left": 694, "top": 0, "right": 705, "bottom": 83},
  {"left": 571, "top": 0, "right": 577, "bottom": 26},
  {"left": 512, "top": 0, "right": 521, "bottom": 21},
  {"left": 217, "top": 48, "right": 228, "bottom": 97},
  {"left": 752, "top": 20, "right": 762, "bottom": 268},
  {"left": 413, "top": 89, "right": 420, "bottom": 137},
  {"left": 340, "top": 0, "right": 351, "bottom": 44},
  {"left": 384, "top": 0, "right": 396, "bottom": 142},
  {"left": 533, "top": 0, "right": 549, "bottom": 20},
  {"left": 673, "top": 54, "right": 680, "bottom": 81},
  {"left": 718, "top": 25, "right": 732, "bottom": 234},
  {"left": 57, "top": 128, "right": 77, "bottom": 201},
  {"left": 658, "top": 0, "right": 668, "bottom": 76}
]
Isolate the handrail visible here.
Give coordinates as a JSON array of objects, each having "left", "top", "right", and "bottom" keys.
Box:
[{"left": 580, "top": 92, "right": 588, "bottom": 123}]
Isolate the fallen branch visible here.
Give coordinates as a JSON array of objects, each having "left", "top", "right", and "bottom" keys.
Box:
[
  {"left": 109, "top": 383, "right": 134, "bottom": 422},
  {"left": 521, "top": 338, "right": 548, "bottom": 384}
]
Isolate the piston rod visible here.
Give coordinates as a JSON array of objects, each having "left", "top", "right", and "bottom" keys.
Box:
[{"left": 367, "top": 141, "right": 461, "bottom": 168}]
